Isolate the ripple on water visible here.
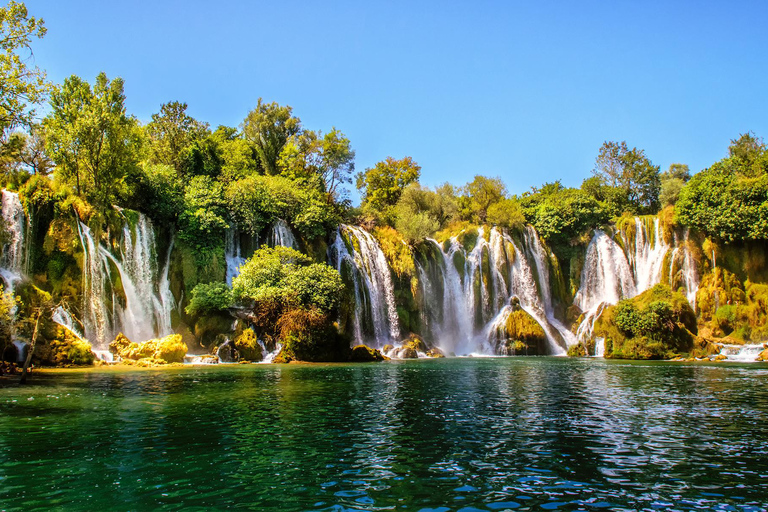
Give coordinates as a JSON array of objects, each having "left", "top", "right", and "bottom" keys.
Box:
[{"left": 0, "top": 358, "right": 767, "bottom": 510}]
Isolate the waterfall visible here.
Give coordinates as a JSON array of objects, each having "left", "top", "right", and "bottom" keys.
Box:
[
  {"left": 419, "top": 227, "right": 571, "bottom": 355},
  {"left": 269, "top": 219, "right": 298, "bottom": 249},
  {"left": 225, "top": 225, "right": 246, "bottom": 285},
  {"left": 574, "top": 219, "right": 701, "bottom": 348},
  {"left": 329, "top": 225, "right": 400, "bottom": 347},
  {"left": 52, "top": 306, "right": 84, "bottom": 339},
  {"left": 718, "top": 344, "right": 766, "bottom": 362},
  {"left": 0, "top": 190, "right": 28, "bottom": 295},
  {"left": 76, "top": 212, "right": 175, "bottom": 347}
]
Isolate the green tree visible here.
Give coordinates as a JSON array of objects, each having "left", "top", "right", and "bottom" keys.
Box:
[
  {"left": 659, "top": 163, "right": 690, "bottom": 207},
  {"left": 460, "top": 175, "right": 507, "bottom": 223},
  {"left": 44, "top": 72, "right": 141, "bottom": 208},
  {"left": 487, "top": 198, "right": 525, "bottom": 230},
  {"left": 356, "top": 156, "right": 421, "bottom": 212},
  {"left": 146, "top": 101, "right": 209, "bottom": 173},
  {"left": 178, "top": 175, "right": 228, "bottom": 253},
  {"left": 593, "top": 141, "right": 661, "bottom": 214},
  {"left": 0, "top": 1, "right": 47, "bottom": 137},
  {"left": 676, "top": 135, "right": 768, "bottom": 242},
  {"left": 242, "top": 98, "right": 301, "bottom": 175}
]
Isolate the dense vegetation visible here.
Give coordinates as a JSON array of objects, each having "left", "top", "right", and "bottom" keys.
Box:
[{"left": 0, "top": 1, "right": 767, "bottom": 367}]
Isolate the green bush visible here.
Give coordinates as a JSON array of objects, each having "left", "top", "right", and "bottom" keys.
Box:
[{"left": 186, "top": 282, "right": 234, "bottom": 316}]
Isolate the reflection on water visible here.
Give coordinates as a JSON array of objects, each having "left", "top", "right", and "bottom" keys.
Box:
[{"left": 1, "top": 359, "right": 768, "bottom": 511}]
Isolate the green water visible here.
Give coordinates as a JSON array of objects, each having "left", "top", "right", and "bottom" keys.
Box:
[{"left": 1, "top": 358, "right": 768, "bottom": 511}]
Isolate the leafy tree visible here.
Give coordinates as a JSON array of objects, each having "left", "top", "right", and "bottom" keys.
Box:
[
  {"left": 16, "top": 123, "right": 51, "bottom": 174},
  {"left": 185, "top": 282, "right": 233, "bottom": 316},
  {"left": 178, "top": 175, "right": 228, "bottom": 253},
  {"left": 213, "top": 126, "right": 259, "bottom": 182},
  {"left": 521, "top": 182, "right": 609, "bottom": 253},
  {"left": 460, "top": 175, "right": 507, "bottom": 223},
  {"left": 44, "top": 72, "right": 141, "bottom": 208},
  {"left": 659, "top": 164, "right": 690, "bottom": 207},
  {"left": 146, "top": 101, "right": 209, "bottom": 173},
  {"left": 593, "top": 141, "right": 661, "bottom": 214},
  {"left": 0, "top": 1, "right": 47, "bottom": 137},
  {"left": 232, "top": 246, "right": 343, "bottom": 313},
  {"left": 242, "top": 98, "right": 301, "bottom": 175},
  {"left": 487, "top": 198, "right": 525, "bottom": 230},
  {"left": 356, "top": 156, "right": 421, "bottom": 212},
  {"left": 676, "top": 135, "right": 768, "bottom": 242}
]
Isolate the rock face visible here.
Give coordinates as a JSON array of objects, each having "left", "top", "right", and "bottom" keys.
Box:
[
  {"left": 503, "top": 309, "right": 547, "bottom": 355},
  {"left": 233, "top": 330, "right": 263, "bottom": 361},
  {"left": 109, "top": 333, "right": 188, "bottom": 364},
  {"left": 349, "top": 345, "right": 387, "bottom": 362}
]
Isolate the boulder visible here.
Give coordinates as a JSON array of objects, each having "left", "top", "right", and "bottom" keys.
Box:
[{"left": 349, "top": 345, "right": 387, "bottom": 362}]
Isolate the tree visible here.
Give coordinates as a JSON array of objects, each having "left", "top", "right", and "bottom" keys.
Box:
[
  {"left": 44, "top": 72, "right": 141, "bottom": 208},
  {"left": 356, "top": 156, "right": 421, "bottom": 211},
  {"left": 593, "top": 141, "right": 661, "bottom": 214},
  {"left": 487, "top": 198, "right": 525, "bottom": 230},
  {"left": 676, "top": 134, "right": 768, "bottom": 242},
  {"left": 659, "top": 164, "right": 690, "bottom": 207},
  {"left": 461, "top": 175, "right": 507, "bottom": 223},
  {"left": 146, "top": 101, "right": 209, "bottom": 173},
  {"left": 242, "top": 98, "right": 301, "bottom": 175},
  {"left": 0, "top": 1, "right": 47, "bottom": 137},
  {"left": 17, "top": 123, "right": 51, "bottom": 174},
  {"left": 178, "top": 175, "right": 228, "bottom": 254}
]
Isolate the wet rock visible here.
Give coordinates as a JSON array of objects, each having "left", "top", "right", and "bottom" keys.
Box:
[{"left": 349, "top": 345, "right": 387, "bottom": 362}]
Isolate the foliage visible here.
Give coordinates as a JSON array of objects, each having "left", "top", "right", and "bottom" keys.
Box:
[
  {"left": 242, "top": 98, "right": 301, "bottom": 176},
  {"left": 591, "top": 141, "right": 661, "bottom": 215},
  {"left": 521, "top": 182, "right": 609, "bottom": 253},
  {"left": 459, "top": 175, "right": 506, "bottom": 223},
  {"left": 676, "top": 134, "right": 768, "bottom": 242},
  {"left": 0, "top": 0, "right": 48, "bottom": 137},
  {"left": 44, "top": 72, "right": 141, "bottom": 209},
  {"left": 356, "top": 156, "right": 421, "bottom": 212},
  {"left": 145, "top": 100, "right": 209, "bottom": 173},
  {"left": 109, "top": 332, "right": 187, "bottom": 364},
  {"left": 487, "top": 198, "right": 525, "bottom": 230},
  {"left": 185, "top": 281, "right": 233, "bottom": 316},
  {"left": 232, "top": 246, "right": 342, "bottom": 313},
  {"left": 178, "top": 175, "right": 228, "bottom": 254},
  {"left": 594, "top": 284, "right": 697, "bottom": 359},
  {"left": 0, "top": 284, "right": 15, "bottom": 358}
]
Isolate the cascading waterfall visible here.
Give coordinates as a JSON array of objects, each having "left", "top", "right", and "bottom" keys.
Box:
[
  {"left": 419, "top": 227, "right": 571, "bottom": 355},
  {"left": 329, "top": 225, "right": 400, "bottom": 347},
  {"left": 574, "top": 219, "right": 701, "bottom": 352},
  {"left": 269, "top": 219, "right": 298, "bottom": 249},
  {"left": 76, "top": 212, "right": 175, "bottom": 347},
  {"left": 0, "top": 190, "right": 28, "bottom": 294}
]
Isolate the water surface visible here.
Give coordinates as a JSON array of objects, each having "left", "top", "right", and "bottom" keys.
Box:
[{"left": 1, "top": 358, "right": 767, "bottom": 511}]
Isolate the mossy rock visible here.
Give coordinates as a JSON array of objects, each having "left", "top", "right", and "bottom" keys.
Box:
[
  {"left": 109, "top": 333, "right": 187, "bottom": 364},
  {"left": 400, "top": 333, "right": 427, "bottom": 353},
  {"left": 426, "top": 347, "right": 445, "bottom": 358},
  {"left": 502, "top": 309, "right": 546, "bottom": 355},
  {"left": 396, "top": 345, "right": 418, "bottom": 359},
  {"left": 593, "top": 284, "right": 698, "bottom": 360},
  {"left": 194, "top": 313, "right": 234, "bottom": 348},
  {"left": 233, "top": 329, "right": 263, "bottom": 361},
  {"left": 349, "top": 345, "right": 387, "bottom": 362},
  {"left": 567, "top": 343, "right": 587, "bottom": 357},
  {"left": 34, "top": 327, "right": 95, "bottom": 366}
]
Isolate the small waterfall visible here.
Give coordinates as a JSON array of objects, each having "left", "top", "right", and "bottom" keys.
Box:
[
  {"left": 0, "top": 190, "right": 28, "bottom": 295},
  {"left": 269, "top": 219, "right": 298, "bottom": 249},
  {"left": 628, "top": 218, "right": 668, "bottom": 292},
  {"left": 329, "top": 225, "right": 400, "bottom": 347},
  {"left": 52, "top": 306, "right": 84, "bottom": 339},
  {"left": 76, "top": 212, "right": 175, "bottom": 347},
  {"left": 593, "top": 337, "right": 605, "bottom": 357},
  {"left": 225, "top": 225, "right": 246, "bottom": 285},
  {"left": 718, "top": 344, "right": 766, "bottom": 362}
]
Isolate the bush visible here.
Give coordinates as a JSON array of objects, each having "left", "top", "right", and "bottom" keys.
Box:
[{"left": 186, "top": 282, "right": 234, "bottom": 316}]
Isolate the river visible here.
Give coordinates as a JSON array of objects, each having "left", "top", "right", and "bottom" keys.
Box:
[{"left": 1, "top": 358, "right": 767, "bottom": 511}]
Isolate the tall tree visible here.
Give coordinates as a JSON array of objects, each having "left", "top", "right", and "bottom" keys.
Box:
[
  {"left": 461, "top": 175, "right": 507, "bottom": 223},
  {"left": 0, "top": 1, "right": 47, "bottom": 137},
  {"left": 242, "top": 98, "right": 301, "bottom": 175},
  {"left": 593, "top": 141, "right": 661, "bottom": 214},
  {"left": 44, "top": 72, "right": 141, "bottom": 208},
  {"left": 146, "top": 101, "right": 209, "bottom": 173},
  {"left": 356, "top": 156, "right": 421, "bottom": 211}
]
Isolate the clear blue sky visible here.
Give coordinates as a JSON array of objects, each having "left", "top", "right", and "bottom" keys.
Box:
[{"left": 26, "top": 0, "right": 768, "bottom": 201}]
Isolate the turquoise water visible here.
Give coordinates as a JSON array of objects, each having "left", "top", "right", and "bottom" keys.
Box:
[{"left": 1, "top": 358, "right": 768, "bottom": 511}]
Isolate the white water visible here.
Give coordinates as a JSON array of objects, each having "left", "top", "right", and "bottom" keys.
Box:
[
  {"left": 270, "top": 219, "right": 298, "bottom": 249},
  {"left": 11, "top": 340, "right": 27, "bottom": 363},
  {"left": 0, "top": 190, "right": 27, "bottom": 296},
  {"left": 421, "top": 227, "right": 571, "bottom": 355},
  {"left": 76, "top": 212, "right": 175, "bottom": 347},
  {"left": 329, "top": 225, "right": 400, "bottom": 347},
  {"left": 594, "top": 337, "right": 605, "bottom": 357},
  {"left": 574, "top": 220, "right": 701, "bottom": 352},
  {"left": 225, "top": 225, "right": 246, "bottom": 285},
  {"left": 718, "top": 344, "right": 766, "bottom": 362}
]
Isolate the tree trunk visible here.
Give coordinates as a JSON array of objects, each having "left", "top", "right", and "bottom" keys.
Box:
[{"left": 19, "top": 309, "right": 43, "bottom": 385}]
